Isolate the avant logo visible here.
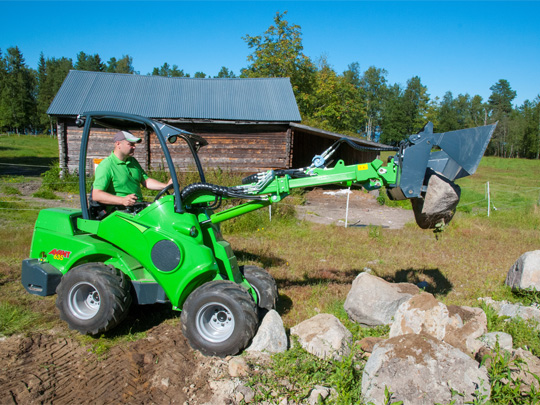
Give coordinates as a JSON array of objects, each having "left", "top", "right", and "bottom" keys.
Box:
[{"left": 48, "top": 249, "right": 72, "bottom": 259}]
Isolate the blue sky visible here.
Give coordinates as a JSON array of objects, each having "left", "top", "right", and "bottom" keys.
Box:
[{"left": 1, "top": 1, "right": 539, "bottom": 106}]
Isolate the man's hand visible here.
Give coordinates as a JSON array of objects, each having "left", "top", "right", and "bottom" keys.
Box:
[{"left": 122, "top": 194, "right": 138, "bottom": 206}]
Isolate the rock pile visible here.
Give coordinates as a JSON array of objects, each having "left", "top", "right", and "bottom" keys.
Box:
[{"left": 225, "top": 250, "right": 540, "bottom": 404}]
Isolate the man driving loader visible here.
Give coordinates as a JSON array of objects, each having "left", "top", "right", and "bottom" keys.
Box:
[{"left": 92, "top": 130, "right": 172, "bottom": 207}]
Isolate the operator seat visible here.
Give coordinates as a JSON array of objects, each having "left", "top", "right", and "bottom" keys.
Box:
[{"left": 88, "top": 186, "right": 109, "bottom": 220}]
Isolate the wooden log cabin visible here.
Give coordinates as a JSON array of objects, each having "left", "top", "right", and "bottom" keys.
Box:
[{"left": 48, "top": 71, "right": 391, "bottom": 177}]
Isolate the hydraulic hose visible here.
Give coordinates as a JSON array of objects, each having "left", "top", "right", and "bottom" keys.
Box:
[{"left": 180, "top": 183, "right": 266, "bottom": 205}]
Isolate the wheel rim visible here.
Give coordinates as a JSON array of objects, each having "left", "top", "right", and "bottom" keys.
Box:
[
  {"left": 195, "top": 302, "right": 235, "bottom": 343},
  {"left": 68, "top": 281, "right": 101, "bottom": 320}
]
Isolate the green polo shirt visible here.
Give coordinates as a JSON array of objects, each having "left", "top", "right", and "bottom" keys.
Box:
[{"left": 93, "top": 152, "right": 149, "bottom": 200}]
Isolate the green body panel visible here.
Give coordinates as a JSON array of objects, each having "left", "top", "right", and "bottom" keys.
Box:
[
  {"left": 29, "top": 208, "right": 146, "bottom": 277},
  {"left": 90, "top": 197, "right": 225, "bottom": 308},
  {"left": 28, "top": 198, "right": 250, "bottom": 309}
]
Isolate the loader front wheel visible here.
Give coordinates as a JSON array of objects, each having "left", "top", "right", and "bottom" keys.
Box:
[
  {"left": 56, "top": 263, "right": 132, "bottom": 335},
  {"left": 181, "top": 280, "right": 258, "bottom": 357},
  {"left": 242, "top": 265, "right": 278, "bottom": 311}
]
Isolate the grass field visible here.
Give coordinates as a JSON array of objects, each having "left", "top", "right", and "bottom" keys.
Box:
[{"left": 1, "top": 134, "right": 539, "bottom": 403}]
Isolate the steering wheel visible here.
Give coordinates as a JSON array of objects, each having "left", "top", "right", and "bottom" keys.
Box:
[{"left": 154, "top": 183, "right": 175, "bottom": 201}]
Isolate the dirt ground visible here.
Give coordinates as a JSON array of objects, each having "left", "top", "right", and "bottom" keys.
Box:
[
  {"left": 297, "top": 187, "right": 414, "bottom": 229},
  {"left": 0, "top": 182, "right": 413, "bottom": 404},
  {"left": 0, "top": 323, "right": 241, "bottom": 405}
]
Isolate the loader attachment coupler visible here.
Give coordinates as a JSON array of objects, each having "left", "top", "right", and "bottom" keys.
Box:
[{"left": 388, "top": 122, "right": 497, "bottom": 201}]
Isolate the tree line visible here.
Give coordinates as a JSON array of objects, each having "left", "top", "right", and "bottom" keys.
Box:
[{"left": 1, "top": 12, "right": 538, "bottom": 158}]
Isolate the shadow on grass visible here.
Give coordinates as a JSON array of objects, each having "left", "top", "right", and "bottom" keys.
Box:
[
  {"left": 97, "top": 303, "right": 179, "bottom": 339},
  {"left": 276, "top": 293, "right": 293, "bottom": 315},
  {"left": 234, "top": 249, "right": 287, "bottom": 268},
  {"left": 274, "top": 268, "right": 360, "bottom": 289},
  {"left": 0, "top": 156, "right": 56, "bottom": 176},
  {"left": 383, "top": 268, "right": 454, "bottom": 297}
]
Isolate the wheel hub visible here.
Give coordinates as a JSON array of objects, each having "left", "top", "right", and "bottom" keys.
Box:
[
  {"left": 68, "top": 282, "right": 101, "bottom": 320},
  {"left": 196, "top": 303, "right": 235, "bottom": 343}
]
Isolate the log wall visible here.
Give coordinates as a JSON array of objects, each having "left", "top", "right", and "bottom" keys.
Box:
[{"left": 58, "top": 118, "right": 291, "bottom": 176}]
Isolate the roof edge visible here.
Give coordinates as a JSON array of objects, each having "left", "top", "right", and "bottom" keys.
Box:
[{"left": 290, "top": 123, "right": 389, "bottom": 148}]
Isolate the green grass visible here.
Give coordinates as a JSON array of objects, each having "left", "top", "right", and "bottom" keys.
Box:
[
  {"left": 32, "top": 189, "right": 60, "bottom": 199},
  {"left": 481, "top": 342, "right": 540, "bottom": 404},
  {"left": 246, "top": 338, "right": 365, "bottom": 404},
  {"left": 0, "top": 185, "right": 21, "bottom": 195},
  {"left": 456, "top": 156, "right": 540, "bottom": 217},
  {"left": 0, "top": 301, "right": 41, "bottom": 336},
  {"left": 0, "top": 134, "right": 58, "bottom": 175},
  {"left": 482, "top": 302, "right": 540, "bottom": 357}
]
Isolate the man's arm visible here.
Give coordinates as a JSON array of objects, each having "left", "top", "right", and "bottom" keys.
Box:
[
  {"left": 142, "top": 177, "right": 173, "bottom": 191},
  {"left": 92, "top": 188, "right": 138, "bottom": 206}
]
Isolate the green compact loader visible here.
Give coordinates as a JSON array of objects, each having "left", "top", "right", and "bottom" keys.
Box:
[{"left": 21, "top": 112, "right": 496, "bottom": 356}]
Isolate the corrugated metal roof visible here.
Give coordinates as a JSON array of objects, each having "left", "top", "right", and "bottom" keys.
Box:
[{"left": 47, "top": 70, "right": 302, "bottom": 122}]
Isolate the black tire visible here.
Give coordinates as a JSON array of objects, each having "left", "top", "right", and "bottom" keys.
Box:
[
  {"left": 56, "top": 263, "right": 132, "bottom": 335},
  {"left": 242, "top": 265, "right": 278, "bottom": 311},
  {"left": 181, "top": 280, "right": 258, "bottom": 357}
]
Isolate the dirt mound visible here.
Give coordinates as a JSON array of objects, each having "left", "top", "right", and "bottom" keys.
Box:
[
  {"left": 0, "top": 323, "right": 228, "bottom": 404},
  {"left": 297, "top": 187, "right": 414, "bottom": 229}
]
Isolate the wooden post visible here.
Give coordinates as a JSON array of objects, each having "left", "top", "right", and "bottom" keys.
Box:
[{"left": 345, "top": 187, "right": 351, "bottom": 228}]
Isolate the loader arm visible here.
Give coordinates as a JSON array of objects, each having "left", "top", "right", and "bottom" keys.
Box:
[{"left": 183, "top": 122, "right": 497, "bottom": 225}]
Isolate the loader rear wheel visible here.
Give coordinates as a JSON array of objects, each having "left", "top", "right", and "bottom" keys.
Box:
[
  {"left": 181, "top": 280, "right": 258, "bottom": 357},
  {"left": 242, "top": 265, "right": 278, "bottom": 311},
  {"left": 56, "top": 263, "right": 132, "bottom": 335}
]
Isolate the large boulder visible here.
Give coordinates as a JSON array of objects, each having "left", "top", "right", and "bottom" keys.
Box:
[
  {"left": 389, "top": 292, "right": 450, "bottom": 340},
  {"left": 246, "top": 310, "right": 288, "bottom": 354},
  {"left": 344, "top": 272, "right": 419, "bottom": 326},
  {"left": 505, "top": 250, "right": 540, "bottom": 291},
  {"left": 362, "top": 334, "right": 490, "bottom": 405},
  {"left": 290, "top": 314, "right": 352, "bottom": 361},
  {"left": 411, "top": 171, "right": 461, "bottom": 229},
  {"left": 390, "top": 294, "right": 487, "bottom": 355}
]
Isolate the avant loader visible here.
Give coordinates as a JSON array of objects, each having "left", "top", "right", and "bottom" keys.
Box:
[{"left": 21, "top": 112, "right": 496, "bottom": 356}]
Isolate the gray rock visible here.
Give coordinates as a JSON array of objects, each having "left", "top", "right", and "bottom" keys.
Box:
[
  {"left": 390, "top": 295, "right": 488, "bottom": 356},
  {"left": 204, "top": 379, "right": 241, "bottom": 405},
  {"left": 307, "top": 385, "right": 331, "bottom": 405},
  {"left": 389, "top": 292, "right": 450, "bottom": 340},
  {"left": 290, "top": 313, "right": 352, "bottom": 361},
  {"left": 479, "top": 297, "right": 540, "bottom": 325},
  {"left": 246, "top": 310, "right": 288, "bottom": 353},
  {"left": 411, "top": 171, "right": 461, "bottom": 229},
  {"left": 228, "top": 356, "right": 250, "bottom": 377},
  {"left": 234, "top": 385, "right": 255, "bottom": 403},
  {"left": 362, "top": 334, "right": 490, "bottom": 405},
  {"left": 480, "top": 332, "right": 513, "bottom": 351},
  {"left": 444, "top": 305, "right": 487, "bottom": 356},
  {"left": 344, "top": 272, "right": 419, "bottom": 326},
  {"left": 511, "top": 348, "right": 540, "bottom": 391},
  {"left": 506, "top": 250, "right": 540, "bottom": 291}
]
